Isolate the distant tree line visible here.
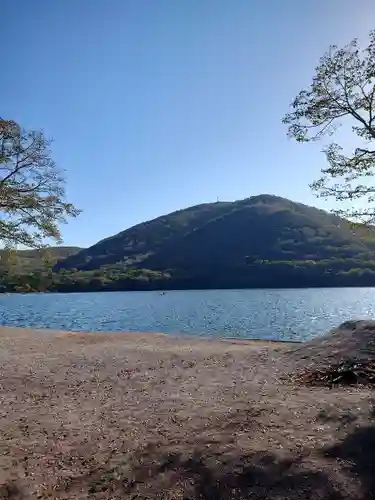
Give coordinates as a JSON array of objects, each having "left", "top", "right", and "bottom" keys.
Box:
[{"left": 2, "top": 258, "right": 375, "bottom": 293}]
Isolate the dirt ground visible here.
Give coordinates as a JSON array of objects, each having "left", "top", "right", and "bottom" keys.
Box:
[{"left": 0, "top": 326, "right": 374, "bottom": 499}]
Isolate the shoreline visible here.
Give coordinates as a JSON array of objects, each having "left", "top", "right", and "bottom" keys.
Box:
[
  {"left": 2, "top": 284, "right": 375, "bottom": 295},
  {"left": 0, "top": 325, "right": 302, "bottom": 345}
]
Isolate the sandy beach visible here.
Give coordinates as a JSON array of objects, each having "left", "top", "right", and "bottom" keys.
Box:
[{"left": 0, "top": 326, "right": 373, "bottom": 499}]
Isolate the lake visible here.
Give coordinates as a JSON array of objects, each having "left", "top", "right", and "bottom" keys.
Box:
[{"left": 0, "top": 288, "right": 374, "bottom": 341}]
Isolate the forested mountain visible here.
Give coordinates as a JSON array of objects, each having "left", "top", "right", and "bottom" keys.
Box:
[
  {"left": 57, "top": 194, "right": 375, "bottom": 272},
  {"left": 3, "top": 195, "right": 375, "bottom": 292}
]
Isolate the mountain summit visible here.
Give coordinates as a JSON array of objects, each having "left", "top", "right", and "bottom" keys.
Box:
[{"left": 57, "top": 195, "right": 375, "bottom": 278}]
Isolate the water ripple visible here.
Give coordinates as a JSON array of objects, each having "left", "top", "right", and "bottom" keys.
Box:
[{"left": 0, "top": 288, "right": 374, "bottom": 341}]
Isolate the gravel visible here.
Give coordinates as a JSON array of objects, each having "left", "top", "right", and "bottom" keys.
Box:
[{"left": 0, "top": 326, "right": 374, "bottom": 499}]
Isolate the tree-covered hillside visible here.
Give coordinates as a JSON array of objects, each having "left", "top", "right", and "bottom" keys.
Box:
[
  {"left": 56, "top": 201, "right": 232, "bottom": 271},
  {"left": 3, "top": 195, "right": 375, "bottom": 292},
  {"left": 0, "top": 246, "right": 81, "bottom": 273},
  {"left": 57, "top": 195, "right": 375, "bottom": 272}
]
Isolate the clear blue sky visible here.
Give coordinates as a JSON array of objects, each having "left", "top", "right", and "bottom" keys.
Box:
[{"left": 2, "top": 1, "right": 375, "bottom": 247}]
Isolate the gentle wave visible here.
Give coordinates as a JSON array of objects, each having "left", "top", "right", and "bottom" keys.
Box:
[{"left": 0, "top": 288, "right": 374, "bottom": 341}]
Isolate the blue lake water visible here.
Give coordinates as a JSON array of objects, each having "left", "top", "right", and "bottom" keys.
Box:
[{"left": 0, "top": 288, "right": 374, "bottom": 341}]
